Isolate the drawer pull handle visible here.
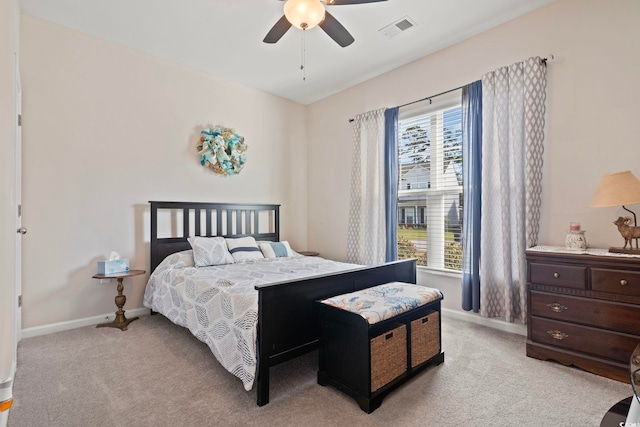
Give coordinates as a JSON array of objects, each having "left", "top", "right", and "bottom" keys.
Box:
[
  {"left": 546, "top": 303, "right": 568, "bottom": 313},
  {"left": 385, "top": 332, "right": 393, "bottom": 340},
  {"left": 553, "top": 272, "right": 560, "bottom": 278},
  {"left": 621, "top": 279, "right": 628, "bottom": 286},
  {"left": 633, "top": 356, "right": 640, "bottom": 366},
  {"left": 421, "top": 317, "right": 429, "bottom": 324},
  {"left": 547, "top": 330, "right": 568, "bottom": 340}
]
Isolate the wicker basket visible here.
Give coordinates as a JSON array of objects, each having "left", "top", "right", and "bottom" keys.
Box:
[
  {"left": 410, "top": 310, "right": 440, "bottom": 368},
  {"left": 370, "top": 323, "right": 407, "bottom": 392}
]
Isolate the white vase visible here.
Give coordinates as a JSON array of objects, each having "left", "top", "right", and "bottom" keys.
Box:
[{"left": 565, "top": 230, "right": 587, "bottom": 250}]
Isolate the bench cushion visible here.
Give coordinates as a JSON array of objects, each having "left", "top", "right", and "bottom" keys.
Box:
[{"left": 320, "top": 282, "right": 443, "bottom": 325}]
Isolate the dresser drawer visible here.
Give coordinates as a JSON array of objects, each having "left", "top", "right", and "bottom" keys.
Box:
[
  {"left": 530, "top": 262, "right": 586, "bottom": 289},
  {"left": 591, "top": 268, "right": 640, "bottom": 297},
  {"left": 530, "top": 291, "right": 640, "bottom": 335},
  {"left": 530, "top": 316, "right": 639, "bottom": 363}
]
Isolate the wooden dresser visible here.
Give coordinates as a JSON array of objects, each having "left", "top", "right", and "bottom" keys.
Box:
[{"left": 526, "top": 246, "right": 640, "bottom": 383}]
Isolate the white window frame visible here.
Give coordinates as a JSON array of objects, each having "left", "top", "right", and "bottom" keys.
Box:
[{"left": 398, "top": 91, "right": 462, "bottom": 274}]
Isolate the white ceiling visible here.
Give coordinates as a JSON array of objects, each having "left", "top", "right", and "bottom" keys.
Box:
[{"left": 19, "top": 0, "right": 556, "bottom": 105}]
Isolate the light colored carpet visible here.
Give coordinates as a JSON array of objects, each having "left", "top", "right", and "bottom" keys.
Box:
[{"left": 8, "top": 314, "right": 631, "bottom": 427}]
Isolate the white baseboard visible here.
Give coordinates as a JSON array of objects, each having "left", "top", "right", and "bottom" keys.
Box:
[
  {"left": 21, "top": 308, "right": 150, "bottom": 339},
  {"left": 441, "top": 307, "right": 527, "bottom": 336},
  {"left": 21, "top": 307, "right": 526, "bottom": 339},
  {"left": 21, "top": 307, "right": 524, "bottom": 339}
]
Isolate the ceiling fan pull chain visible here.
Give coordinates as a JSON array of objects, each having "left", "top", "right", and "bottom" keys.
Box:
[{"left": 300, "top": 28, "right": 306, "bottom": 81}]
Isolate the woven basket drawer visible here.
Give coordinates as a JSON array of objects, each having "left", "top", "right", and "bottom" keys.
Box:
[
  {"left": 410, "top": 310, "right": 440, "bottom": 368},
  {"left": 370, "top": 323, "right": 407, "bottom": 392}
]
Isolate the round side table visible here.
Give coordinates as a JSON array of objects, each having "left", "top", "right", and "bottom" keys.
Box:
[
  {"left": 92, "top": 269, "right": 145, "bottom": 331},
  {"left": 298, "top": 251, "right": 319, "bottom": 257}
]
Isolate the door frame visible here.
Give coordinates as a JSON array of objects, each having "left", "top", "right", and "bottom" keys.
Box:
[{"left": 13, "top": 52, "right": 21, "bottom": 347}]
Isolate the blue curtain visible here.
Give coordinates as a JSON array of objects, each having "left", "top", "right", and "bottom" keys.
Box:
[
  {"left": 384, "top": 107, "right": 399, "bottom": 262},
  {"left": 461, "top": 81, "right": 482, "bottom": 312}
]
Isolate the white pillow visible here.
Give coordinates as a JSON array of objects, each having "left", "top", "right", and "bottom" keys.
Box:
[
  {"left": 225, "top": 236, "right": 264, "bottom": 262},
  {"left": 259, "top": 241, "right": 296, "bottom": 259},
  {"left": 166, "top": 250, "right": 195, "bottom": 268},
  {"left": 187, "top": 236, "right": 234, "bottom": 267},
  {"left": 155, "top": 250, "right": 195, "bottom": 272}
]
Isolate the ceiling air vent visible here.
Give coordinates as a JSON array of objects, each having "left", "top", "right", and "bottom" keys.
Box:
[{"left": 379, "top": 16, "right": 417, "bottom": 38}]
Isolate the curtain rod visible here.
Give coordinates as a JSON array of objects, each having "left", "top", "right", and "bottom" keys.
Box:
[
  {"left": 348, "top": 55, "right": 553, "bottom": 123},
  {"left": 348, "top": 85, "right": 462, "bottom": 122},
  {"left": 396, "top": 85, "right": 464, "bottom": 110}
]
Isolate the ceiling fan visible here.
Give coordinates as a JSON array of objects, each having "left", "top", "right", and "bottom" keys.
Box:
[{"left": 263, "top": 0, "right": 388, "bottom": 48}]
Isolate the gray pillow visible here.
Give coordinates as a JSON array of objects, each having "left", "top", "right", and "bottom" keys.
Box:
[{"left": 187, "top": 236, "right": 234, "bottom": 267}]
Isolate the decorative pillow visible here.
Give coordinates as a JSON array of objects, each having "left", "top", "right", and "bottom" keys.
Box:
[
  {"left": 154, "top": 250, "right": 195, "bottom": 273},
  {"left": 225, "top": 236, "right": 264, "bottom": 262},
  {"left": 259, "top": 241, "right": 296, "bottom": 259},
  {"left": 187, "top": 236, "right": 234, "bottom": 267},
  {"left": 165, "top": 250, "right": 195, "bottom": 269}
]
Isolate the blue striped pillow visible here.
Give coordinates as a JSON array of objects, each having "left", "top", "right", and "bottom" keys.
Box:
[
  {"left": 259, "top": 241, "right": 296, "bottom": 259},
  {"left": 225, "top": 236, "right": 264, "bottom": 262}
]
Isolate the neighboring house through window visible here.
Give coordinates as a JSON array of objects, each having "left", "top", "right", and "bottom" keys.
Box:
[{"left": 397, "top": 93, "right": 463, "bottom": 272}]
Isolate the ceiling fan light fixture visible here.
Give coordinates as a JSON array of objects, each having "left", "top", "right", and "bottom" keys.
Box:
[{"left": 284, "top": 0, "right": 326, "bottom": 30}]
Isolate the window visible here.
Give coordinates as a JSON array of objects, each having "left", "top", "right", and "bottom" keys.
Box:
[{"left": 397, "top": 95, "right": 463, "bottom": 272}]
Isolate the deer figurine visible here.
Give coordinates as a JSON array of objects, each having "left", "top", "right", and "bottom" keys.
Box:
[{"left": 613, "top": 216, "right": 640, "bottom": 249}]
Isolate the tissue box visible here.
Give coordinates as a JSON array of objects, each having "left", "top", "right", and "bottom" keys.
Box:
[{"left": 97, "top": 259, "right": 130, "bottom": 275}]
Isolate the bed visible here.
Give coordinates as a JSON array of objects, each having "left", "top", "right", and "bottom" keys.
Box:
[{"left": 144, "top": 201, "right": 417, "bottom": 406}]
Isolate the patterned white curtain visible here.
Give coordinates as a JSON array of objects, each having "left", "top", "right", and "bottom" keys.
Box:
[
  {"left": 480, "top": 57, "right": 546, "bottom": 322},
  {"left": 347, "top": 108, "right": 387, "bottom": 265}
]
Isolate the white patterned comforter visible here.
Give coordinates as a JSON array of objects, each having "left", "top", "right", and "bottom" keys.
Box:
[{"left": 143, "top": 250, "right": 360, "bottom": 391}]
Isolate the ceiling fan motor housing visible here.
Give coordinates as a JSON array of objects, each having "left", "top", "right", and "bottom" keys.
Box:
[{"left": 284, "top": 0, "right": 326, "bottom": 30}]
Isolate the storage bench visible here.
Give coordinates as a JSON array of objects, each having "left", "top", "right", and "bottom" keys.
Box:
[{"left": 316, "top": 282, "right": 444, "bottom": 413}]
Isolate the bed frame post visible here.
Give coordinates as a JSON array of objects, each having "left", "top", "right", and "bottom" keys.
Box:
[{"left": 256, "top": 288, "right": 270, "bottom": 406}]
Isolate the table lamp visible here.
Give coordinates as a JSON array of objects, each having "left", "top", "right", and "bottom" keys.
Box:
[{"left": 590, "top": 170, "right": 640, "bottom": 254}]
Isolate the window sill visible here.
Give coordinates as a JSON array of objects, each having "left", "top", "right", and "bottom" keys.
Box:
[{"left": 416, "top": 265, "right": 462, "bottom": 279}]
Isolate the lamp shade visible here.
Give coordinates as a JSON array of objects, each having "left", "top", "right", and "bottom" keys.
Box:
[
  {"left": 284, "top": 0, "right": 326, "bottom": 30},
  {"left": 590, "top": 171, "right": 640, "bottom": 207}
]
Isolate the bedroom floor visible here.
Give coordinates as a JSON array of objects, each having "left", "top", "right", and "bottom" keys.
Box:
[{"left": 8, "top": 314, "right": 630, "bottom": 427}]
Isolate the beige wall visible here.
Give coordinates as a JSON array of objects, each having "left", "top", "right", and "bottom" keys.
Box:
[
  {"left": 17, "top": 0, "right": 640, "bottom": 329},
  {"left": 307, "top": 0, "right": 640, "bottom": 312},
  {"left": 0, "top": 0, "right": 20, "bottom": 382},
  {"left": 19, "top": 15, "right": 308, "bottom": 328}
]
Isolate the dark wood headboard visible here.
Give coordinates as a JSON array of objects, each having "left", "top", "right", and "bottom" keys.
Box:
[{"left": 149, "top": 201, "right": 280, "bottom": 273}]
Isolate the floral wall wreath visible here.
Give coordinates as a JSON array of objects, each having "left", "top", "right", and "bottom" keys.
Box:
[{"left": 197, "top": 125, "right": 248, "bottom": 176}]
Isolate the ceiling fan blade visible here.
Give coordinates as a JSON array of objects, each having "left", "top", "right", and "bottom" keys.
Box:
[
  {"left": 263, "top": 15, "right": 292, "bottom": 44},
  {"left": 319, "top": 11, "right": 354, "bottom": 47},
  {"left": 326, "top": 0, "right": 388, "bottom": 5}
]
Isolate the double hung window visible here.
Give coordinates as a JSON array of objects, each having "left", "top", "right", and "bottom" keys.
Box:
[{"left": 397, "top": 94, "right": 463, "bottom": 272}]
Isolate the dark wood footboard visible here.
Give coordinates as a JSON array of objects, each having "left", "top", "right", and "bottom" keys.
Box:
[{"left": 255, "top": 258, "right": 417, "bottom": 406}]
